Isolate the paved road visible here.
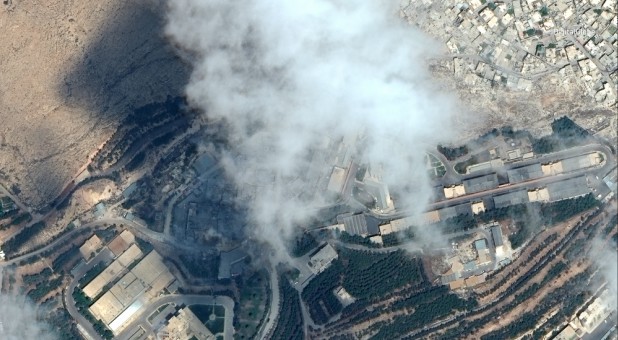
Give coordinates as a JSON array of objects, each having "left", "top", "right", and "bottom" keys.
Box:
[
  {"left": 0, "top": 221, "right": 110, "bottom": 267},
  {"left": 427, "top": 151, "right": 458, "bottom": 183},
  {"left": 115, "top": 294, "right": 235, "bottom": 340},
  {"left": 51, "top": 119, "right": 189, "bottom": 210},
  {"left": 256, "top": 263, "right": 280, "bottom": 339},
  {"left": 64, "top": 248, "right": 114, "bottom": 340},
  {"left": 0, "top": 215, "right": 194, "bottom": 267}
]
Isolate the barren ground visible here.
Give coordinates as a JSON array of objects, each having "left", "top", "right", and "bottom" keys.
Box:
[
  {"left": 0, "top": 0, "right": 188, "bottom": 209},
  {"left": 0, "top": 0, "right": 614, "bottom": 212}
]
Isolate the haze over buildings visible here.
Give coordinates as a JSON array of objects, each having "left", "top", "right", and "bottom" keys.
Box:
[
  {"left": 0, "top": 294, "right": 56, "bottom": 340},
  {"left": 165, "top": 0, "right": 466, "bottom": 256}
]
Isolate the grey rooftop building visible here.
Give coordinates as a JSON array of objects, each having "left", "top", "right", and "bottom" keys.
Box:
[
  {"left": 603, "top": 168, "right": 617, "bottom": 193},
  {"left": 474, "top": 239, "right": 488, "bottom": 251},
  {"left": 546, "top": 176, "right": 590, "bottom": 202},
  {"left": 491, "top": 226, "right": 504, "bottom": 247},
  {"left": 463, "top": 174, "right": 499, "bottom": 194},
  {"left": 341, "top": 214, "right": 381, "bottom": 236},
  {"left": 560, "top": 154, "right": 596, "bottom": 172},
  {"left": 218, "top": 247, "right": 248, "bottom": 280},
  {"left": 363, "top": 178, "right": 391, "bottom": 211},
  {"left": 438, "top": 204, "right": 473, "bottom": 220},
  {"left": 507, "top": 163, "right": 544, "bottom": 183},
  {"left": 308, "top": 244, "right": 338, "bottom": 275},
  {"left": 493, "top": 190, "right": 529, "bottom": 208}
]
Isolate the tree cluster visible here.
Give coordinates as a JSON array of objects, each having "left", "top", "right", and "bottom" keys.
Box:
[
  {"left": 27, "top": 276, "right": 63, "bottom": 302},
  {"left": 22, "top": 268, "right": 53, "bottom": 285},
  {"left": 340, "top": 249, "right": 423, "bottom": 300},
  {"left": 45, "top": 308, "right": 82, "bottom": 340},
  {"left": 301, "top": 261, "right": 344, "bottom": 325},
  {"left": 371, "top": 286, "right": 475, "bottom": 339},
  {"left": 532, "top": 116, "right": 590, "bottom": 154},
  {"left": 52, "top": 246, "right": 80, "bottom": 272},
  {"left": 1, "top": 221, "right": 46, "bottom": 257},
  {"left": 270, "top": 275, "right": 304, "bottom": 340},
  {"left": 290, "top": 232, "right": 318, "bottom": 257},
  {"left": 437, "top": 145, "right": 469, "bottom": 161}
]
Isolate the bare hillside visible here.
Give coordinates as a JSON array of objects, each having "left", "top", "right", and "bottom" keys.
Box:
[{"left": 0, "top": 0, "right": 188, "bottom": 209}]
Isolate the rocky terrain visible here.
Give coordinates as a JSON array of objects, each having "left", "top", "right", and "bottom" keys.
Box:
[
  {"left": 0, "top": 0, "right": 188, "bottom": 209},
  {"left": 0, "top": 0, "right": 614, "bottom": 210}
]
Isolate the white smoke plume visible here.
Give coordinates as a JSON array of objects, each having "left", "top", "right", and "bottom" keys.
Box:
[
  {"left": 0, "top": 294, "right": 56, "bottom": 340},
  {"left": 165, "top": 0, "right": 464, "bottom": 258},
  {"left": 589, "top": 238, "right": 618, "bottom": 312}
]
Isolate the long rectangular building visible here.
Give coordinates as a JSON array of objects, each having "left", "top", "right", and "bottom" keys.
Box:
[
  {"left": 83, "top": 261, "right": 125, "bottom": 298},
  {"left": 89, "top": 250, "right": 177, "bottom": 335},
  {"left": 438, "top": 204, "right": 472, "bottom": 220},
  {"left": 546, "top": 176, "right": 590, "bottom": 202},
  {"left": 493, "top": 190, "right": 529, "bottom": 208},
  {"left": 560, "top": 153, "right": 600, "bottom": 172},
  {"left": 507, "top": 163, "right": 544, "bottom": 183},
  {"left": 491, "top": 226, "right": 504, "bottom": 247},
  {"left": 463, "top": 174, "right": 499, "bottom": 194}
]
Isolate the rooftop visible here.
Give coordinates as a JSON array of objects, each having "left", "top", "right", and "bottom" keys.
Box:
[
  {"left": 308, "top": 243, "right": 338, "bottom": 275},
  {"left": 108, "top": 230, "right": 136, "bottom": 257},
  {"left": 463, "top": 173, "right": 499, "bottom": 194},
  {"left": 160, "top": 307, "right": 215, "bottom": 340},
  {"left": 218, "top": 247, "right": 248, "bottom": 280},
  {"left": 507, "top": 163, "right": 544, "bottom": 182},
  {"left": 79, "top": 235, "right": 102, "bottom": 260},
  {"left": 491, "top": 226, "right": 504, "bottom": 247},
  {"left": 546, "top": 176, "right": 590, "bottom": 201},
  {"left": 474, "top": 239, "right": 488, "bottom": 251},
  {"left": 341, "top": 214, "right": 381, "bottom": 236},
  {"left": 493, "top": 190, "right": 529, "bottom": 208}
]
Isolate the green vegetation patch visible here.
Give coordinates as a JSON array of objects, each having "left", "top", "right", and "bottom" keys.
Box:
[
  {"left": 27, "top": 276, "right": 63, "bottom": 302},
  {"left": 338, "top": 231, "right": 380, "bottom": 248},
  {"left": 52, "top": 246, "right": 80, "bottom": 272},
  {"left": 371, "top": 286, "right": 476, "bottom": 339},
  {"left": 603, "top": 215, "right": 617, "bottom": 236},
  {"left": 2, "top": 221, "right": 46, "bottom": 257},
  {"left": 301, "top": 260, "right": 343, "bottom": 325},
  {"left": 540, "top": 6, "right": 549, "bottom": 16},
  {"left": 382, "top": 228, "right": 415, "bottom": 247},
  {"left": 302, "top": 249, "right": 425, "bottom": 325},
  {"left": 340, "top": 249, "right": 424, "bottom": 300},
  {"left": 46, "top": 308, "right": 82, "bottom": 340},
  {"left": 22, "top": 268, "right": 53, "bottom": 285},
  {"left": 435, "top": 194, "right": 599, "bottom": 248},
  {"left": 437, "top": 145, "right": 469, "bottom": 161},
  {"left": 290, "top": 232, "right": 318, "bottom": 257},
  {"left": 179, "top": 254, "right": 219, "bottom": 279},
  {"left": 532, "top": 116, "right": 590, "bottom": 154},
  {"left": 190, "top": 304, "right": 226, "bottom": 334},
  {"left": 270, "top": 274, "right": 303, "bottom": 340},
  {"left": 234, "top": 270, "right": 268, "bottom": 339}
]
